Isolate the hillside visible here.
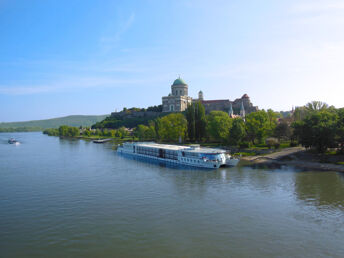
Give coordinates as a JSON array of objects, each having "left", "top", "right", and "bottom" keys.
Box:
[{"left": 0, "top": 115, "right": 109, "bottom": 130}]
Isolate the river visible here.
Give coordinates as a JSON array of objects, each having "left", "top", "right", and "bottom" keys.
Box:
[{"left": 1, "top": 132, "right": 344, "bottom": 257}]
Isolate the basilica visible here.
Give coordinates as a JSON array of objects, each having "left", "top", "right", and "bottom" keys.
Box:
[{"left": 162, "top": 77, "right": 258, "bottom": 116}]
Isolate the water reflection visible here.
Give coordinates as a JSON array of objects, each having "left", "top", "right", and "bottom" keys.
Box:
[
  {"left": 294, "top": 171, "right": 344, "bottom": 209},
  {"left": 2, "top": 133, "right": 344, "bottom": 257},
  {"left": 58, "top": 137, "right": 81, "bottom": 149}
]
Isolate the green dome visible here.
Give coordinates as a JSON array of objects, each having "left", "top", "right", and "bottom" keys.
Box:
[{"left": 172, "top": 77, "right": 187, "bottom": 86}]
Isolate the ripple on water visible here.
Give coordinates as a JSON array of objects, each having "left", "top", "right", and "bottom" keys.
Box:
[{"left": 1, "top": 132, "right": 344, "bottom": 258}]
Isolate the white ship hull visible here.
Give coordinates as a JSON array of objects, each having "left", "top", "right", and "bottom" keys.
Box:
[{"left": 117, "top": 142, "right": 239, "bottom": 169}]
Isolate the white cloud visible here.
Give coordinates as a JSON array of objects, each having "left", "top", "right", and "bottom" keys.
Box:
[
  {"left": 100, "top": 12, "right": 135, "bottom": 52},
  {"left": 0, "top": 76, "right": 145, "bottom": 95}
]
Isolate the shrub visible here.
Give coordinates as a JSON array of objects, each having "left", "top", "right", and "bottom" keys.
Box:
[
  {"left": 265, "top": 137, "right": 279, "bottom": 149},
  {"left": 239, "top": 141, "right": 251, "bottom": 148},
  {"left": 289, "top": 141, "right": 298, "bottom": 147}
]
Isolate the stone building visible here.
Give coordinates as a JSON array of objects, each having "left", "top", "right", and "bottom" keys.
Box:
[
  {"left": 162, "top": 77, "right": 258, "bottom": 115},
  {"left": 162, "top": 77, "right": 192, "bottom": 112},
  {"left": 197, "top": 93, "right": 257, "bottom": 115}
]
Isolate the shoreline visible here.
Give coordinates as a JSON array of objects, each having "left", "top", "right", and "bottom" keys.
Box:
[
  {"left": 43, "top": 133, "right": 344, "bottom": 172},
  {"left": 241, "top": 147, "right": 344, "bottom": 172}
]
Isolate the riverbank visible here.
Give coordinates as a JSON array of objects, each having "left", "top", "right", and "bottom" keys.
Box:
[
  {"left": 241, "top": 147, "right": 344, "bottom": 172},
  {"left": 44, "top": 132, "right": 344, "bottom": 172}
]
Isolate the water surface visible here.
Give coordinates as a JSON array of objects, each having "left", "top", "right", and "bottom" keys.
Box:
[{"left": 1, "top": 132, "right": 344, "bottom": 257}]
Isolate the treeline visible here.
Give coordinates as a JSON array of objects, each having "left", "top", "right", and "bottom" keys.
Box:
[
  {"left": 133, "top": 101, "right": 344, "bottom": 154},
  {"left": 93, "top": 116, "right": 155, "bottom": 129},
  {"left": 0, "top": 115, "right": 108, "bottom": 130},
  {"left": 292, "top": 101, "right": 344, "bottom": 153},
  {"left": 43, "top": 125, "right": 131, "bottom": 139},
  {"left": 92, "top": 106, "right": 164, "bottom": 129},
  {"left": 132, "top": 101, "right": 281, "bottom": 147},
  {"left": 43, "top": 126, "right": 79, "bottom": 137},
  {"left": 0, "top": 127, "right": 42, "bottom": 132},
  {"left": 44, "top": 101, "right": 344, "bottom": 154}
]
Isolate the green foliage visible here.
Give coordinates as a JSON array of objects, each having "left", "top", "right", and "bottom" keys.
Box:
[
  {"left": 146, "top": 105, "right": 163, "bottom": 112},
  {"left": 186, "top": 104, "right": 195, "bottom": 141},
  {"left": 43, "top": 128, "right": 59, "bottom": 136},
  {"left": 92, "top": 110, "right": 164, "bottom": 129},
  {"left": 83, "top": 129, "right": 91, "bottom": 137},
  {"left": 245, "top": 110, "right": 272, "bottom": 144},
  {"left": 135, "top": 124, "right": 156, "bottom": 140},
  {"left": 265, "top": 137, "right": 280, "bottom": 149},
  {"left": 206, "top": 111, "right": 232, "bottom": 143},
  {"left": 156, "top": 113, "right": 187, "bottom": 142},
  {"left": 292, "top": 109, "right": 338, "bottom": 153},
  {"left": 228, "top": 118, "right": 246, "bottom": 145},
  {"left": 58, "top": 125, "right": 80, "bottom": 137},
  {"left": 43, "top": 125, "right": 80, "bottom": 137},
  {"left": 1, "top": 127, "right": 42, "bottom": 132},
  {"left": 336, "top": 108, "right": 344, "bottom": 154},
  {"left": 0, "top": 115, "right": 108, "bottom": 129},
  {"left": 117, "top": 127, "right": 129, "bottom": 139},
  {"left": 274, "top": 121, "right": 292, "bottom": 141},
  {"left": 239, "top": 141, "right": 251, "bottom": 148},
  {"left": 305, "top": 101, "right": 329, "bottom": 112},
  {"left": 185, "top": 101, "right": 206, "bottom": 141},
  {"left": 233, "top": 152, "right": 256, "bottom": 156},
  {"left": 266, "top": 109, "right": 278, "bottom": 134},
  {"left": 194, "top": 102, "right": 207, "bottom": 141}
]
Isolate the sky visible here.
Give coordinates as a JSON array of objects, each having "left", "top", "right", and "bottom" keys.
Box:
[{"left": 1, "top": 0, "right": 344, "bottom": 122}]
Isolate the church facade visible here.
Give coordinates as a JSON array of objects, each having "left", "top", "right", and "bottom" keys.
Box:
[
  {"left": 162, "top": 78, "right": 192, "bottom": 112},
  {"left": 162, "top": 77, "right": 258, "bottom": 116}
]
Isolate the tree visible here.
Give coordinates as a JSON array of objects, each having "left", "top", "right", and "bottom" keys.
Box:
[
  {"left": 95, "top": 129, "right": 102, "bottom": 136},
  {"left": 185, "top": 103, "right": 196, "bottom": 141},
  {"left": 185, "top": 101, "right": 206, "bottom": 142},
  {"left": 58, "top": 125, "right": 69, "bottom": 136},
  {"left": 336, "top": 108, "right": 344, "bottom": 153},
  {"left": 58, "top": 125, "right": 79, "bottom": 137},
  {"left": 305, "top": 101, "right": 329, "bottom": 112},
  {"left": 206, "top": 111, "right": 232, "bottom": 143},
  {"left": 115, "top": 129, "right": 122, "bottom": 138},
  {"left": 135, "top": 123, "right": 156, "bottom": 140},
  {"left": 146, "top": 122, "right": 156, "bottom": 140},
  {"left": 292, "top": 110, "right": 338, "bottom": 152},
  {"left": 274, "top": 121, "right": 292, "bottom": 141},
  {"left": 147, "top": 105, "right": 163, "bottom": 112},
  {"left": 194, "top": 101, "right": 207, "bottom": 141},
  {"left": 228, "top": 118, "right": 246, "bottom": 146},
  {"left": 68, "top": 126, "right": 79, "bottom": 137},
  {"left": 118, "top": 127, "right": 128, "bottom": 139},
  {"left": 267, "top": 109, "right": 278, "bottom": 135},
  {"left": 157, "top": 113, "right": 187, "bottom": 142},
  {"left": 245, "top": 110, "right": 270, "bottom": 144}
]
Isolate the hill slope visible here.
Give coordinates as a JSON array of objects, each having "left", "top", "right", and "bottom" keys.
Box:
[{"left": 0, "top": 115, "right": 109, "bottom": 129}]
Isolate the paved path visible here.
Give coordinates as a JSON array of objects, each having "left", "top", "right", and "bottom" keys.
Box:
[{"left": 242, "top": 147, "right": 305, "bottom": 161}]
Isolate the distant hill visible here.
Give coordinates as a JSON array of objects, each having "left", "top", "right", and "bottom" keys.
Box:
[{"left": 0, "top": 115, "right": 109, "bottom": 130}]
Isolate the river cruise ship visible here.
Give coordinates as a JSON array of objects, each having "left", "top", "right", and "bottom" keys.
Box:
[{"left": 117, "top": 142, "right": 239, "bottom": 169}]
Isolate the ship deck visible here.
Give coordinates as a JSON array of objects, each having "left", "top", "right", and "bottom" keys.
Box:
[{"left": 134, "top": 142, "right": 225, "bottom": 154}]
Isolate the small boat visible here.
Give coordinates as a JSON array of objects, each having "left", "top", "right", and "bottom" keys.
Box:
[
  {"left": 225, "top": 154, "right": 240, "bottom": 167},
  {"left": 93, "top": 138, "right": 112, "bottom": 143},
  {"left": 8, "top": 138, "right": 20, "bottom": 145},
  {"left": 117, "top": 142, "right": 240, "bottom": 169}
]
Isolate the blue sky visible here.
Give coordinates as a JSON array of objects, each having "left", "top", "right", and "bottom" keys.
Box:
[{"left": 1, "top": 0, "right": 344, "bottom": 122}]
